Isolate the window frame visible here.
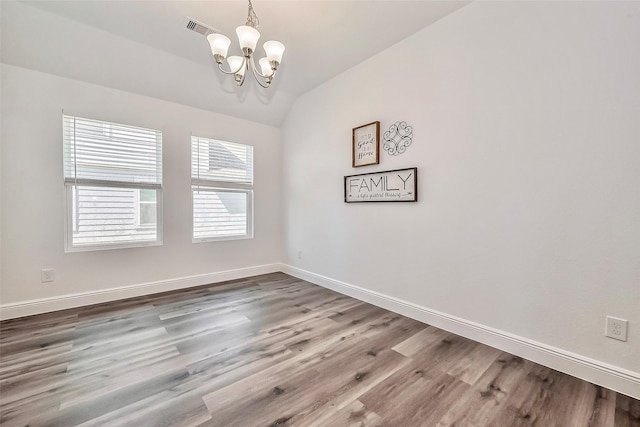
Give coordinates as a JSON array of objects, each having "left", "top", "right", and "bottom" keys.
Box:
[
  {"left": 191, "top": 136, "right": 254, "bottom": 243},
  {"left": 63, "top": 115, "right": 163, "bottom": 252}
]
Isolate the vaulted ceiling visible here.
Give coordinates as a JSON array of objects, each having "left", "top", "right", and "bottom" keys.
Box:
[{"left": 2, "top": 1, "right": 470, "bottom": 126}]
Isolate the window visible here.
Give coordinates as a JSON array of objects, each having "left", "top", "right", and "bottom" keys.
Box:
[
  {"left": 191, "top": 136, "right": 253, "bottom": 241},
  {"left": 63, "top": 115, "right": 162, "bottom": 251},
  {"left": 137, "top": 189, "right": 157, "bottom": 227}
]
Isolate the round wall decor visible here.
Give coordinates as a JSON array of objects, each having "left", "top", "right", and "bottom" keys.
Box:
[{"left": 382, "top": 121, "right": 413, "bottom": 156}]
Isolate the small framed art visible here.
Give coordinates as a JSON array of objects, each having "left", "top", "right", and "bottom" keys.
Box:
[{"left": 352, "top": 121, "right": 380, "bottom": 168}]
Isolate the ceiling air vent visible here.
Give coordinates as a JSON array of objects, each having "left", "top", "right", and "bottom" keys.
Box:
[{"left": 185, "top": 17, "right": 217, "bottom": 37}]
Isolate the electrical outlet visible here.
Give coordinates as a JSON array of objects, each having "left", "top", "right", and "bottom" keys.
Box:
[
  {"left": 297, "top": 249, "right": 303, "bottom": 259},
  {"left": 605, "top": 316, "right": 628, "bottom": 342},
  {"left": 41, "top": 269, "right": 54, "bottom": 283}
]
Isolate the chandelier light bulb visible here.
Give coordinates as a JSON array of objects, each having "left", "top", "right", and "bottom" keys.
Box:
[
  {"left": 227, "top": 56, "right": 245, "bottom": 77},
  {"left": 263, "top": 41, "right": 285, "bottom": 68},
  {"left": 236, "top": 25, "right": 260, "bottom": 56},
  {"left": 259, "top": 57, "right": 274, "bottom": 77},
  {"left": 207, "top": 34, "right": 231, "bottom": 63}
]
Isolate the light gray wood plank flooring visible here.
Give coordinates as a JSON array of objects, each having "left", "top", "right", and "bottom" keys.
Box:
[{"left": 1, "top": 273, "right": 638, "bottom": 426}]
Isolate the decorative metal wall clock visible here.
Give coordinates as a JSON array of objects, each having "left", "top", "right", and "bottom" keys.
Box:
[{"left": 383, "top": 121, "right": 413, "bottom": 156}]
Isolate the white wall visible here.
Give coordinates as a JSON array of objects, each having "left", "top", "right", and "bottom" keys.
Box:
[
  {"left": 1, "top": 64, "right": 281, "bottom": 308},
  {"left": 281, "top": 0, "right": 640, "bottom": 386}
]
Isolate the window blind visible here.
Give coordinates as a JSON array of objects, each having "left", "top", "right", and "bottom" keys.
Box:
[
  {"left": 63, "top": 115, "right": 162, "bottom": 187},
  {"left": 191, "top": 137, "right": 253, "bottom": 186}
]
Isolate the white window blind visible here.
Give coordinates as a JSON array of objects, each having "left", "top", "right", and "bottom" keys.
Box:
[
  {"left": 191, "top": 136, "right": 253, "bottom": 241},
  {"left": 63, "top": 115, "right": 163, "bottom": 250},
  {"left": 64, "top": 116, "right": 162, "bottom": 186}
]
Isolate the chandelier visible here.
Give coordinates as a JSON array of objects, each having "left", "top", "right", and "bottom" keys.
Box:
[{"left": 206, "top": 0, "right": 285, "bottom": 88}]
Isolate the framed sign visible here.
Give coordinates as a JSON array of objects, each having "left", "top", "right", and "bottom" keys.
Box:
[
  {"left": 344, "top": 167, "right": 417, "bottom": 203},
  {"left": 352, "top": 121, "right": 380, "bottom": 167}
]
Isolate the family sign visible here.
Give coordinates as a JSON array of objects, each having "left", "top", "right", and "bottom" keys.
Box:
[{"left": 344, "top": 167, "right": 417, "bottom": 203}]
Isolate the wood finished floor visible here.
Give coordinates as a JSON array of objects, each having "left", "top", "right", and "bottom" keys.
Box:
[{"left": 1, "top": 273, "right": 639, "bottom": 427}]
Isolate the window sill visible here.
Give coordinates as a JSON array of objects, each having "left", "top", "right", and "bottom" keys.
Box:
[
  {"left": 192, "top": 234, "right": 253, "bottom": 243},
  {"left": 64, "top": 240, "right": 163, "bottom": 253}
]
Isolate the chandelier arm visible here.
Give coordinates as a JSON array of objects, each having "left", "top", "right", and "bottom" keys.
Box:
[
  {"left": 238, "top": 61, "right": 248, "bottom": 86},
  {"left": 217, "top": 60, "right": 245, "bottom": 75},
  {"left": 251, "top": 72, "right": 270, "bottom": 88}
]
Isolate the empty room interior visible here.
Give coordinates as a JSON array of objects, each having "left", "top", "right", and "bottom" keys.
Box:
[{"left": 1, "top": 0, "right": 639, "bottom": 426}]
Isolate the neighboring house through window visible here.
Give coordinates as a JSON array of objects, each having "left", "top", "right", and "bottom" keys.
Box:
[
  {"left": 191, "top": 136, "right": 253, "bottom": 241},
  {"left": 63, "top": 115, "right": 162, "bottom": 251},
  {"left": 137, "top": 189, "right": 158, "bottom": 227}
]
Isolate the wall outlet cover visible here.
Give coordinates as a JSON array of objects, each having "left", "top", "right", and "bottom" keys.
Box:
[
  {"left": 605, "top": 316, "right": 628, "bottom": 342},
  {"left": 41, "top": 269, "right": 54, "bottom": 283}
]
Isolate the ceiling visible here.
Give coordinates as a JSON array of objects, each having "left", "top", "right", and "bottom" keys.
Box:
[{"left": 3, "top": 1, "right": 471, "bottom": 125}]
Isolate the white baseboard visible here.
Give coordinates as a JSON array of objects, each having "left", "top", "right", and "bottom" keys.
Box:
[
  {"left": 2, "top": 262, "right": 638, "bottom": 399},
  {"left": 281, "top": 264, "right": 640, "bottom": 400},
  {"left": 0, "top": 263, "right": 281, "bottom": 321}
]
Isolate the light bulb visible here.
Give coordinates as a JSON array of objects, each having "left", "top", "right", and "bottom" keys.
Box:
[
  {"left": 207, "top": 34, "right": 231, "bottom": 63},
  {"left": 263, "top": 41, "right": 285, "bottom": 68},
  {"left": 236, "top": 26, "right": 260, "bottom": 56},
  {"left": 259, "top": 57, "right": 274, "bottom": 77},
  {"left": 227, "top": 56, "right": 245, "bottom": 76}
]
